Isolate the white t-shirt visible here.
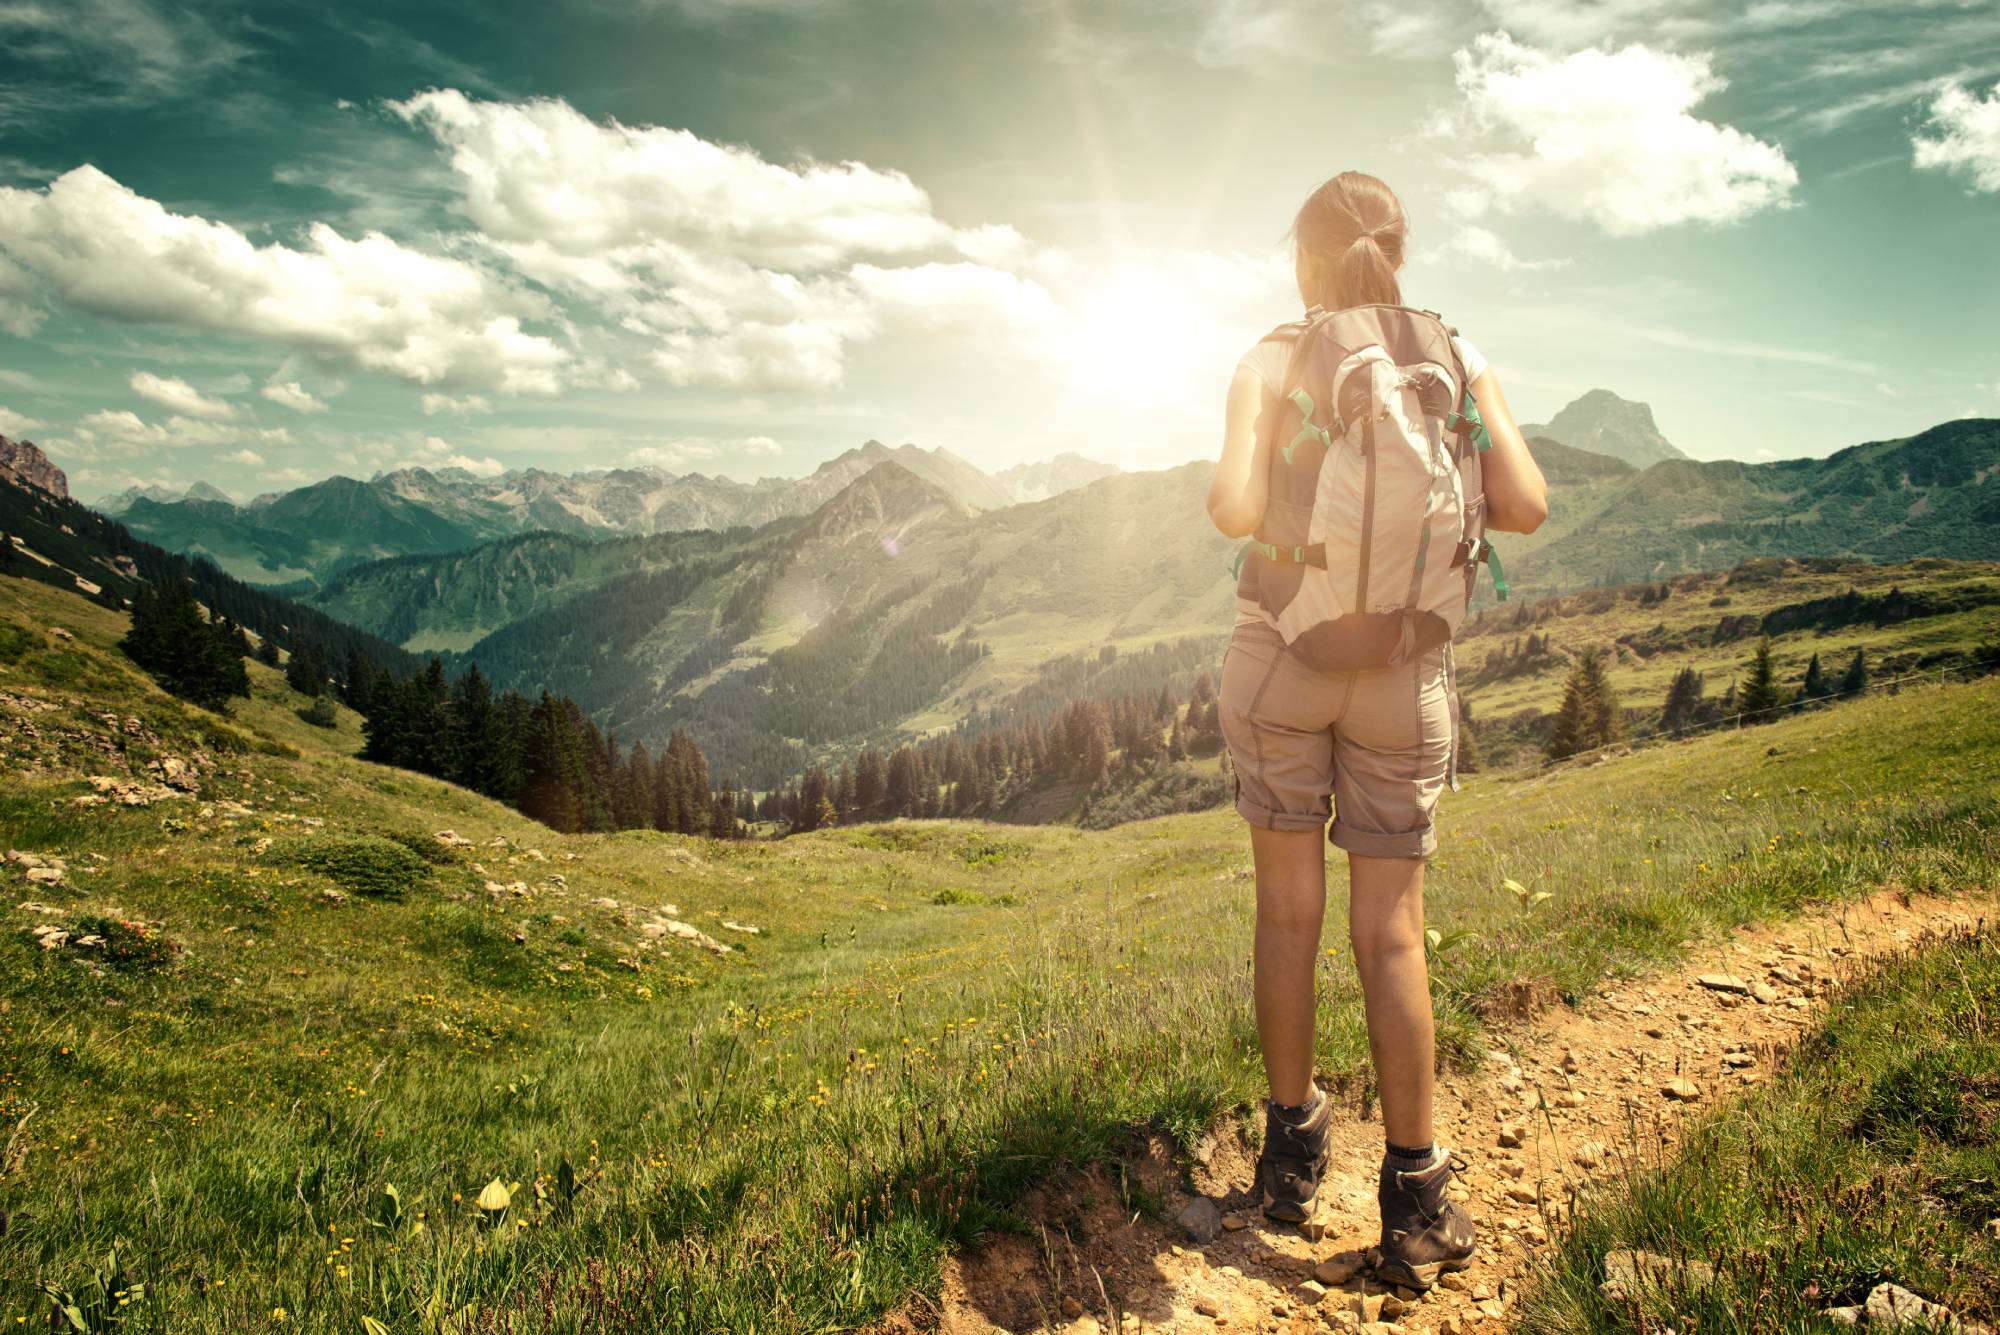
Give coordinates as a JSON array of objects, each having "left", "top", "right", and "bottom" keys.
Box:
[{"left": 1236, "top": 331, "right": 1487, "bottom": 400}]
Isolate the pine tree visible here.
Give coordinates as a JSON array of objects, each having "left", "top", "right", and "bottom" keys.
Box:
[
  {"left": 1454, "top": 694, "right": 1481, "bottom": 774},
  {"left": 853, "top": 748, "right": 888, "bottom": 819},
  {"left": 120, "top": 575, "right": 248, "bottom": 710},
  {"left": 1838, "top": 646, "right": 1869, "bottom": 698},
  {"left": 1736, "top": 636, "right": 1788, "bottom": 723},
  {"left": 1798, "top": 651, "right": 1828, "bottom": 704},
  {"left": 255, "top": 634, "right": 281, "bottom": 667},
  {"left": 797, "top": 764, "right": 832, "bottom": 832},
  {"left": 1547, "top": 647, "right": 1618, "bottom": 760},
  {"left": 285, "top": 641, "right": 326, "bottom": 697},
  {"left": 885, "top": 747, "right": 922, "bottom": 817},
  {"left": 1660, "top": 666, "right": 1704, "bottom": 734},
  {"left": 518, "top": 692, "right": 586, "bottom": 832}
]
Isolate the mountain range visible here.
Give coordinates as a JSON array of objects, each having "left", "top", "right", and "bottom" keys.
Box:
[
  {"left": 17, "top": 388, "right": 2000, "bottom": 788},
  {"left": 99, "top": 441, "right": 1118, "bottom": 588},
  {"left": 297, "top": 412, "right": 1998, "bottom": 784}
]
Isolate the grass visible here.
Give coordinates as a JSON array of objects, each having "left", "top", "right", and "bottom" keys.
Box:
[
  {"left": 1, "top": 570, "right": 1999, "bottom": 1331},
  {"left": 1515, "top": 925, "right": 2000, "bottom": 1333},
  {"left": 1460, "top": 557, "right": 2000, "bottom": 746}
]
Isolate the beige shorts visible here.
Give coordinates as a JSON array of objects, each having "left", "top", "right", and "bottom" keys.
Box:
[{"left": 1219, "top": 617, "right": 1453, "bottom": 858}]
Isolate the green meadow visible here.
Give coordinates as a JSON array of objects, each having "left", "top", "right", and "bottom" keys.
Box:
[{"left": 2, "top": 572, "right": 1998, "bottom": 1332}]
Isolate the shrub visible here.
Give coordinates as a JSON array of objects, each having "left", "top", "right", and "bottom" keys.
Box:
[
  {"left": 297, "top": 693, "right": 338, "bottom": 728},
  {"left": 383, "top": 827, "right": 468, "bottom": 866},
  {"left": 69, "top": 915, "right": 181, "bottom": 971},
  {"left": 267, "top": 833, "right": 432, "bottom": 900}
]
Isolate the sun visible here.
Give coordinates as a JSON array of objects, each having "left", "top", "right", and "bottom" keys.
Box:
[{"left": 1058, "top": 269, "right": 1217, "bottom": 408}]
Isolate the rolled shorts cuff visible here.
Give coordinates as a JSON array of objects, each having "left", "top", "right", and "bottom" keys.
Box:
[
  {"left": 1329, "top": 817, "right": 1435, "bottom": 859},
  {"left": 1235, "top": 790, "right": 1329, "bottom": 833}
]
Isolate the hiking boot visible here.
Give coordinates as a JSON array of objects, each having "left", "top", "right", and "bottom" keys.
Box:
[
  {"left": 1374, "top": 1148, "right": 1476, "bottom": 1290},
  {"left": 1257, "top": 1088, "right": 1332, "bottom": 1223}
]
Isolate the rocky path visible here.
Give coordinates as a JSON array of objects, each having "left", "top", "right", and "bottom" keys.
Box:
[{"left": 925, "top": 888, "right": 1993, "bottom": 1335}]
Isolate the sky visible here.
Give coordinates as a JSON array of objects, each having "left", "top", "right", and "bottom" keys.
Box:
[{"left": 0, "top": 0, "right": 1996, "bottom": 504}]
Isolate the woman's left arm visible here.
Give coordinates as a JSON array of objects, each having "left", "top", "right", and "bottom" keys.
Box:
[
  {"left": 1468, "top": 367, "right": 1549, "bottom": 534},
  {"left": 1207, "top": 364, "right": 1271, "bottom": 539}
]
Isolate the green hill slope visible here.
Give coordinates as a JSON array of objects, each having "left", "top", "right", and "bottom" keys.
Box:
[
  {"left": 1511, "top": 418, "right": 2000, "bottom": 592},
  {"left": 2, "top": 569, "right": 1997, "bottom": 1331},
  {"left": 314, "top": 460, "right": 1239, "bottom": 784},
  {"left": 1458, "top": 555, "right": 2000, "bottom": 762}
]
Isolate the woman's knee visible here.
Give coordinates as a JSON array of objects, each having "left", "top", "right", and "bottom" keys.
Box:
[{"left": 1348, "top": 912, "right": 1424, "bottom": 968}]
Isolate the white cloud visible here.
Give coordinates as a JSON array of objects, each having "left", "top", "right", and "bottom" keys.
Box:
[
  {"left": 1438, "top": 225, "right": 1568, "bottom": 272},
  {"left": 1913, "top": 81, "right": 2000, "bottom": 192},
  {"left": 129, "top": 370, "right": 236, "bottom": 419},
  {"left": 848, "top": 261, "right": 1060, "bottom": 334},
  {"left": 0, "top": 165, "right": 574, "bottom": 393},
  {"left": 220, "top": 448, "right": 265, "bottom": 467},
  {"left": 0, "top": 404, "right": 44, "bottom": 437},
  {"left": 625, "top": 434, "right": 787, "bottom": 470},
  {"left": 390, "top": 89, "right": 1055, "bottom": 391},
  {"left": 442, "top": 452, "right": 505, "bottom": 477},
  {"left": 391, "top": 88, "right": 999, "bottom": 269},
  {"left": 261, "top": 379, "right": 328, "bottom": 413},
  {"left": 0, "top": 254, "right": 42, "bottom": 336},
  {"left": 68, "top": 409, "right": 293, "bottom": 455},
  {"left": 419, "top": 392, "right": 494, "bottom": 416},
  {"left": 1444, "top": 34, "right": 1798, "bottom": 235},
  {"left": 1188, "top": 1, "right": 1325, "bottom": 68}
]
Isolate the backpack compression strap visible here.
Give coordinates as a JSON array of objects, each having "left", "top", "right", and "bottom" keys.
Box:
[
  {"left": 1230, "top": 540, "right": 1327, "bottom": 580},
  {"left": 1451, "top": 536, "right": 1510, "bottom": 601}
]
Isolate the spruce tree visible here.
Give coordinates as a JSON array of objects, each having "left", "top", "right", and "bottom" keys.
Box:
[
  {"left": 1660, "top": 666, "right": 1704, "bottom": 734},
  {"left": 256, "top": 634, "right": 281, "bottom": 667},
  {"left": 1736, "top": 636, "right": 1787, "bottom": 723},
  {"left": 120, "top": 575, "right": 248, "bottom": 711},
  {"left": 1454, "top": 694, "right": 1481, "bottom": 774},
  {"left": 285, "top": 641, "right": 325, "bottom": 697},
  {"left": 1838, "top": 646, "right": 1869, "bottom": 698},
  {"left": 1798, "top": 651, "right": 1828, "bottom": 704},
  {"left": 1547, "top": 648, "right": 1618, "bottom": 760}
]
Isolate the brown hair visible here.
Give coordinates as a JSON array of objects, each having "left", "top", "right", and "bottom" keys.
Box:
[{"left": 1292, "top": 171, "right": 1405, "bottom": 311}]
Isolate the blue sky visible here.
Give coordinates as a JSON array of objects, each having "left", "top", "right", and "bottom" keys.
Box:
[{"left": 0, "top": 0, "right": 1996, "bottom": 503}]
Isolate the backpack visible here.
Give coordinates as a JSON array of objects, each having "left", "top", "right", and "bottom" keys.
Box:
[{"left": 1232, "top": 302, "right": 1508, "bottom": 679}]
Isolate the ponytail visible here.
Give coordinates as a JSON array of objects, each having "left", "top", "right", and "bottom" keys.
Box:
[{"left": 1292, "top": 171, "right": 1405, "bottom": 311}]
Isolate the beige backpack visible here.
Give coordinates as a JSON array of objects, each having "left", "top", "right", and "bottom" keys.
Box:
[{"left": 1233, "top": 302, "right": 1508, "bottom": 674}]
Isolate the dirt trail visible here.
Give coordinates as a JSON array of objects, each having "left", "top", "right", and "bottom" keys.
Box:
[{"left": 925, "top": 888, "right": 1994, "bottom": 1335}]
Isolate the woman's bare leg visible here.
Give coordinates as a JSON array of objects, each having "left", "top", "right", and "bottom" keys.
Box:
[
  {"left": 1347, "top": 852, "right": 1433, "bottom": 1147},
  {"left": 1249, "top": 825, "right": 1328, "bottom": 1106}
]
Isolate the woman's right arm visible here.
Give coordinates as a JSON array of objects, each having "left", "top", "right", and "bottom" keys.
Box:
[
  {"left": 1207, "top": 364, "right": 1270, "bottom": 539},
  {"left": 1468, "top": 367, "right": 1549, "bottom": 534}
]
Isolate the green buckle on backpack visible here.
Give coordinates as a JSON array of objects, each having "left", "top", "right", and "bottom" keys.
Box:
[
  {"left": 1456, "top": 393, "right": 1493, "bottom": 453},
  {"left": 1283, "top": 387, "right": 1336, "bottom": 465},
  {"left": 1230, "top": 540, "right": 1279, "bottom": 580}
]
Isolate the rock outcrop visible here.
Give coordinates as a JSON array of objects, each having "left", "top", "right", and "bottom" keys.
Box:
[{"left": 0, "top": 436, "right": 68, "bottom": 499}]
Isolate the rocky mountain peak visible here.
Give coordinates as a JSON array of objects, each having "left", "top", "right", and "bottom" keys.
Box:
[
  {"left": 0, "top": 436, "right": 68, "bottom": 500},
  {"left": 1523, "top": 390, "right": 1689, "bottom": 469}
]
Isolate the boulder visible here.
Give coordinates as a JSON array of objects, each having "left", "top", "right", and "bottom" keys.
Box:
[
  {"left": 1863, "top": 1282, "right": 1957, "bottom": 1330},
  {"left": 1175, "top": 1197, "right": 1222, "bottom": 1243}
]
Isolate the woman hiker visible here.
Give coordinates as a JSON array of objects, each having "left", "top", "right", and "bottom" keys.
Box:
[{"left": 1205, "top": 170, "right": 1549, "bottom": 1290}]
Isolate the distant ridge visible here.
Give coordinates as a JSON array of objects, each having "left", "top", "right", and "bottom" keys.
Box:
[{"left": 91, "top": 440, "right": 1121, "bottom": 588}]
